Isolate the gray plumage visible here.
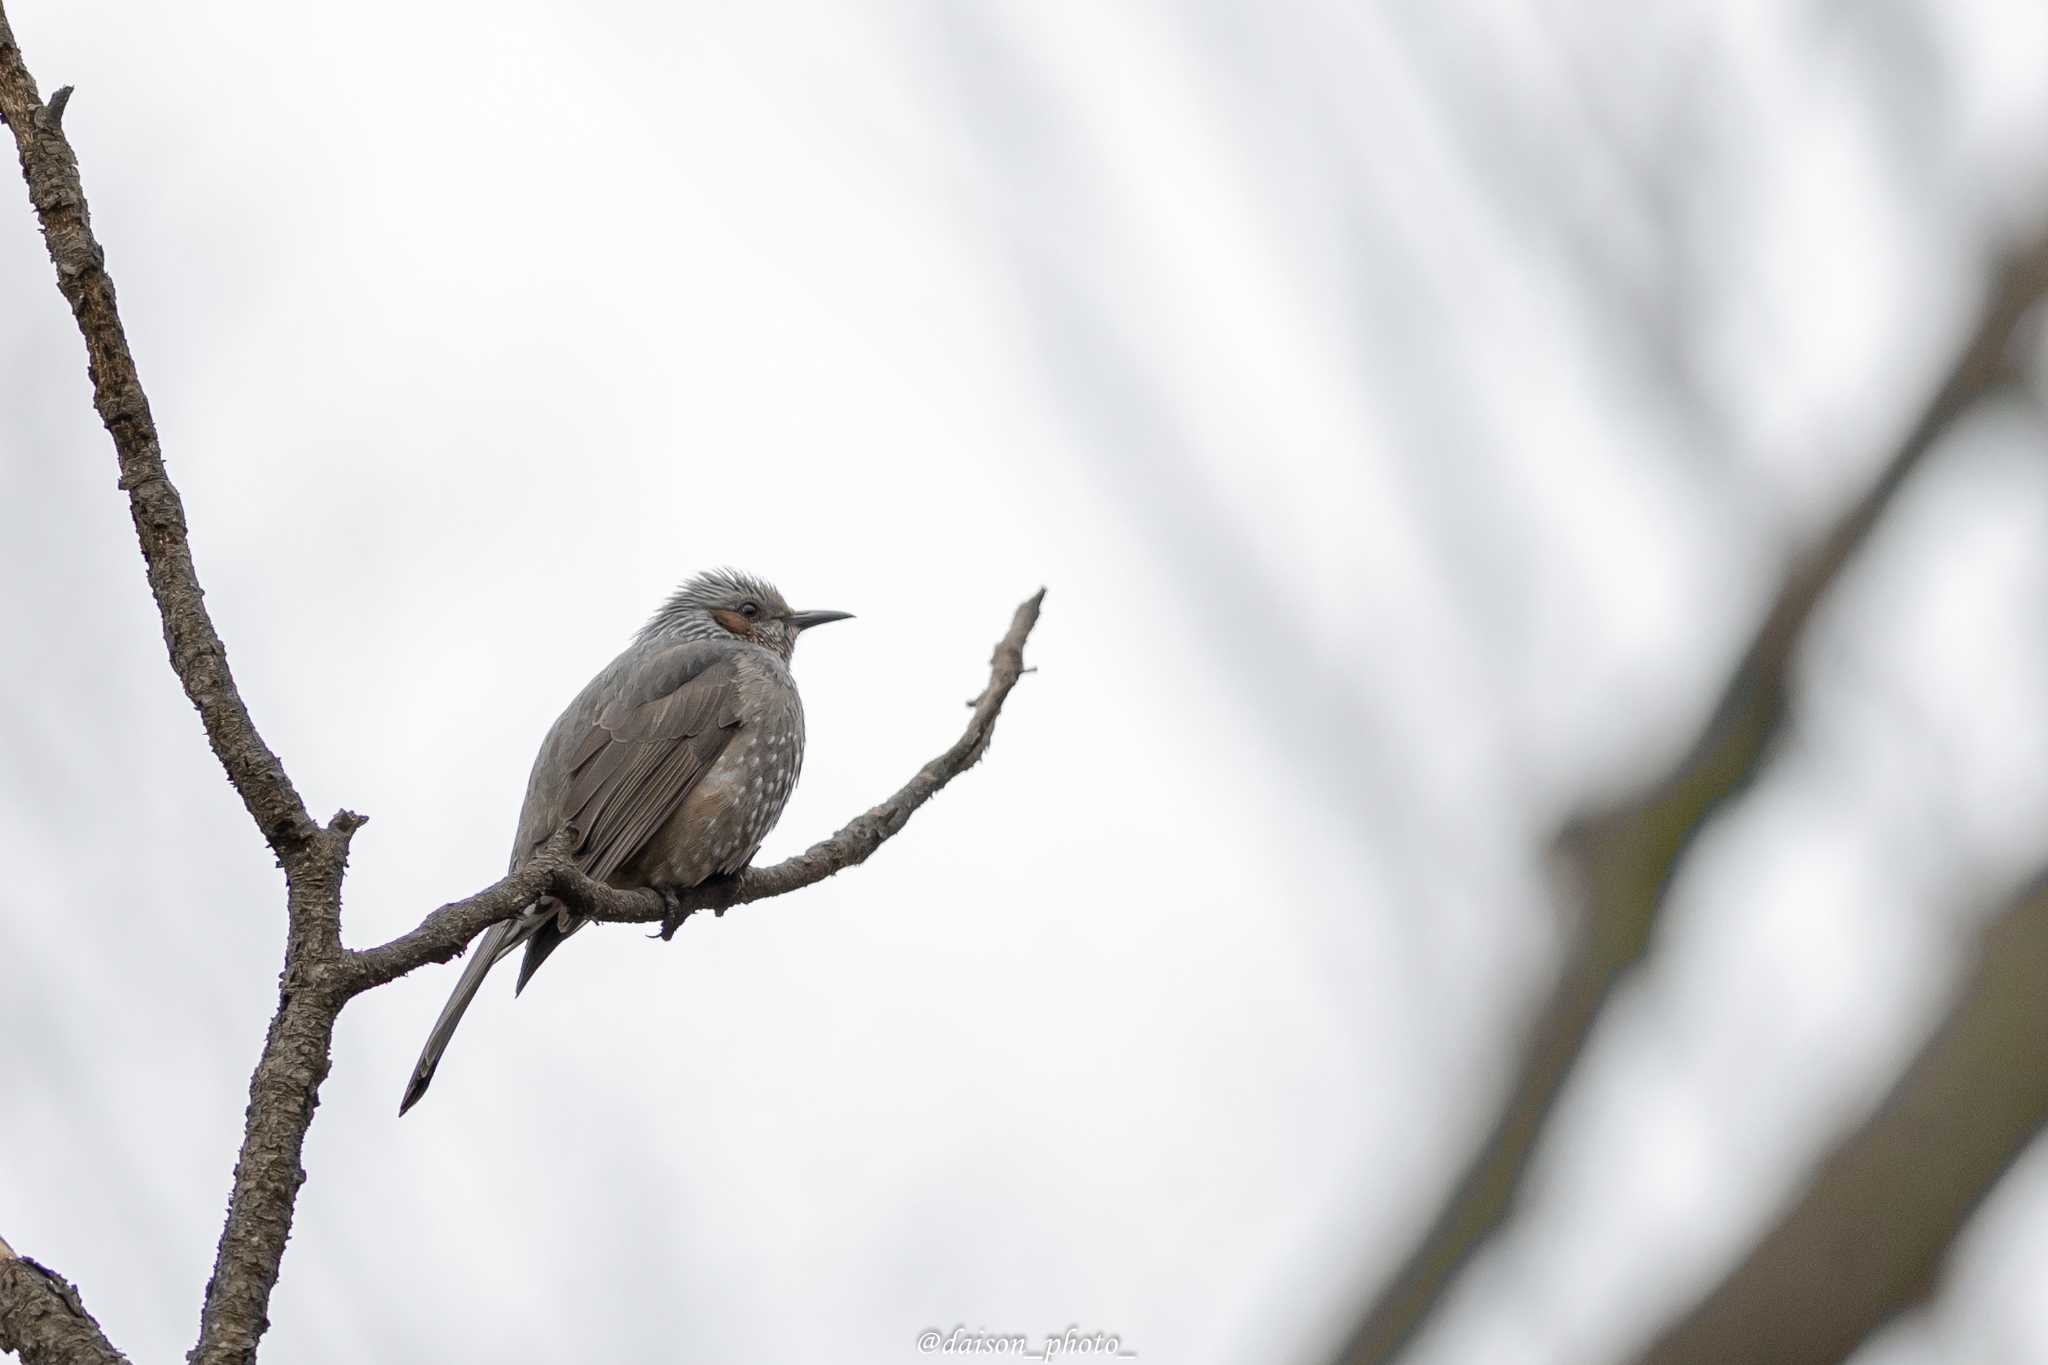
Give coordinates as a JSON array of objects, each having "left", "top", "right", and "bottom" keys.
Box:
[{"left": 399, "top": 568, "right": 851, "bottom": 1114}]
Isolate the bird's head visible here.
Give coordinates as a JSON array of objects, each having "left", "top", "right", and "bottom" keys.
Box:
[{"left": 642, "top": 567, "right": 853, "bottom": 661}]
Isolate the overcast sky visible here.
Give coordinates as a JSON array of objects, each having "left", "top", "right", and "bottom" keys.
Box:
[{"left": 4, "top": 2, "right": 2048, "bottom": 1363}]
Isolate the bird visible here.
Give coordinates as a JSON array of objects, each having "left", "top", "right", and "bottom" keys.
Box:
[{"left": 398, "top": 567, "right": 852, "bottom": 1115}]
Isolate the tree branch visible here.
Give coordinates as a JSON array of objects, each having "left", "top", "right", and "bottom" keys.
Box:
[
  {"left": 1629, "top": 872, "right": 2048, "bottom": 1365},
  {"left": 345, "top": 589, "right": 1047, "bottom": 993},
  {"left": 3, "top": 7, "right": 1042, "bottom": 1361},
  {"left": 188, "top": 980, "right": 348, "bottom": 1365},
  {"left": 0, "top": 1, "right": 318, "bottom": 862},
  {"left": 0, "top": 12, "right": 368, "bottom": 1361},
  {"left": 1330, "top": 229, "right": 2048, "bottom": 1365},
  {"left": 0, "top": 1243, "right": 130, "bottom": 1365}
]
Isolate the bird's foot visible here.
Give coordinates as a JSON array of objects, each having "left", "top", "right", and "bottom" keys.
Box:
[
  {"left": 649, "top": 875, "right": 743, "bottom": 941},
  {"left": 656, "top": 884, "right": 691, "bottom": 941},
  {"left": 703, "top": 872, "right": 742, "bottom": 918}
]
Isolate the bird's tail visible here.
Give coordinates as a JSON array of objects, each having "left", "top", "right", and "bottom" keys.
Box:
[{"left": 397, "top": 905, "right": 549, "bottom": 1115}]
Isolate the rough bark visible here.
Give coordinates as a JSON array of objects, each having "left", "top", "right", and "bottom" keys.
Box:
[
  {"left": 1330, "top": 230, "right": 2048, "bottom": 1365},
  {"left": 0, "top": 1249, "right": 129, "bottom": 1365},
  {"left": 190, "top": 863, "right": 352, "bottom": 1365}
]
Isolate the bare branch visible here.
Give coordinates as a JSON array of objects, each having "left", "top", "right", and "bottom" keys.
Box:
[
  {"left": 1630, "top": 873, "right": 2048, "bottom": 1365},
  {"left": 345, "top": 589, "right": 1048, "bottom": 993},
  {"left": 1330, "top": 230, "right": 2048, "bottom": 1365},
  {"left": 0, "top": 3, "right": 317, "bottom": 861},
  {"left": 187, "top": 985, "right": 346, "bottom": 1365},
  {"left": 4, "top": 10, "right": 372, "bottom": 1360},
  {"left": 2, "top": 7, "right": 1042, "bottom": 1361},
  {"left": 0, "top": 1243, "right": 131, "bottom": 1365}
]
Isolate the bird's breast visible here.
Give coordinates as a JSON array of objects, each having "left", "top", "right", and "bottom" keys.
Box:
[{"left": 635, "top": 689, "right": 805, "bottom": 887}]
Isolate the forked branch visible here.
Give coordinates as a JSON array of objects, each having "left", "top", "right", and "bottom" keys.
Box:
[{"left": 0, "top": 8, "right": 1043, "bottom": 1364}]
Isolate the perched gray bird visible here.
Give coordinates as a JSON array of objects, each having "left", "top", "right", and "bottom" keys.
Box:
[{"left": 399, "top": 568, "right": 851, "bottom": 1114}]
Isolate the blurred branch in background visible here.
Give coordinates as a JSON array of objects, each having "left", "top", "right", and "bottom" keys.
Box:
[
  {"left": 1629, "top": 870, "right": 2048, "bottom": 1365},
  {"left": 1332, "top": 227, "right": 2048, "bottom": 1365}
]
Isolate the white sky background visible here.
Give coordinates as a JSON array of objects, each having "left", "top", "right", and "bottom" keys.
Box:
[{"left": 2, "top": 2, "right": 2047, "bottom": 1363}]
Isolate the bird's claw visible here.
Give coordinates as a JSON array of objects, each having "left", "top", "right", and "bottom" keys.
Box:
[
  {"left": 708, "top": 873, "right": 743, "bottom": 918},
  {"left": 648, "top": 876, "right": 741, "bottom": 940},
  {"left": 656, "top": 885, "right": 690, "bottom": 941}
]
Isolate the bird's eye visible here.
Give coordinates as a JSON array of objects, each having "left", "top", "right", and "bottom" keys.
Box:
[{"left": 738, "top": 601, "right": 759, "bottom": 619}]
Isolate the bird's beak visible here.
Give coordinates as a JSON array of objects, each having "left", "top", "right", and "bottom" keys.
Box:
[{"left": 786, "top": 609, "right": 854, "bottom": 632}]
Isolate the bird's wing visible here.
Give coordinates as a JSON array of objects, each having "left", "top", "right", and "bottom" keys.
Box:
[
  {"left": 508, "top": 641, "right": 747, "bottom": 992},
  {"left": 556, "top": 642, "right": 747, "bottom": 882},
  {"left": 398, "top": 641, "right": 746, "bottom": 1114}
]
